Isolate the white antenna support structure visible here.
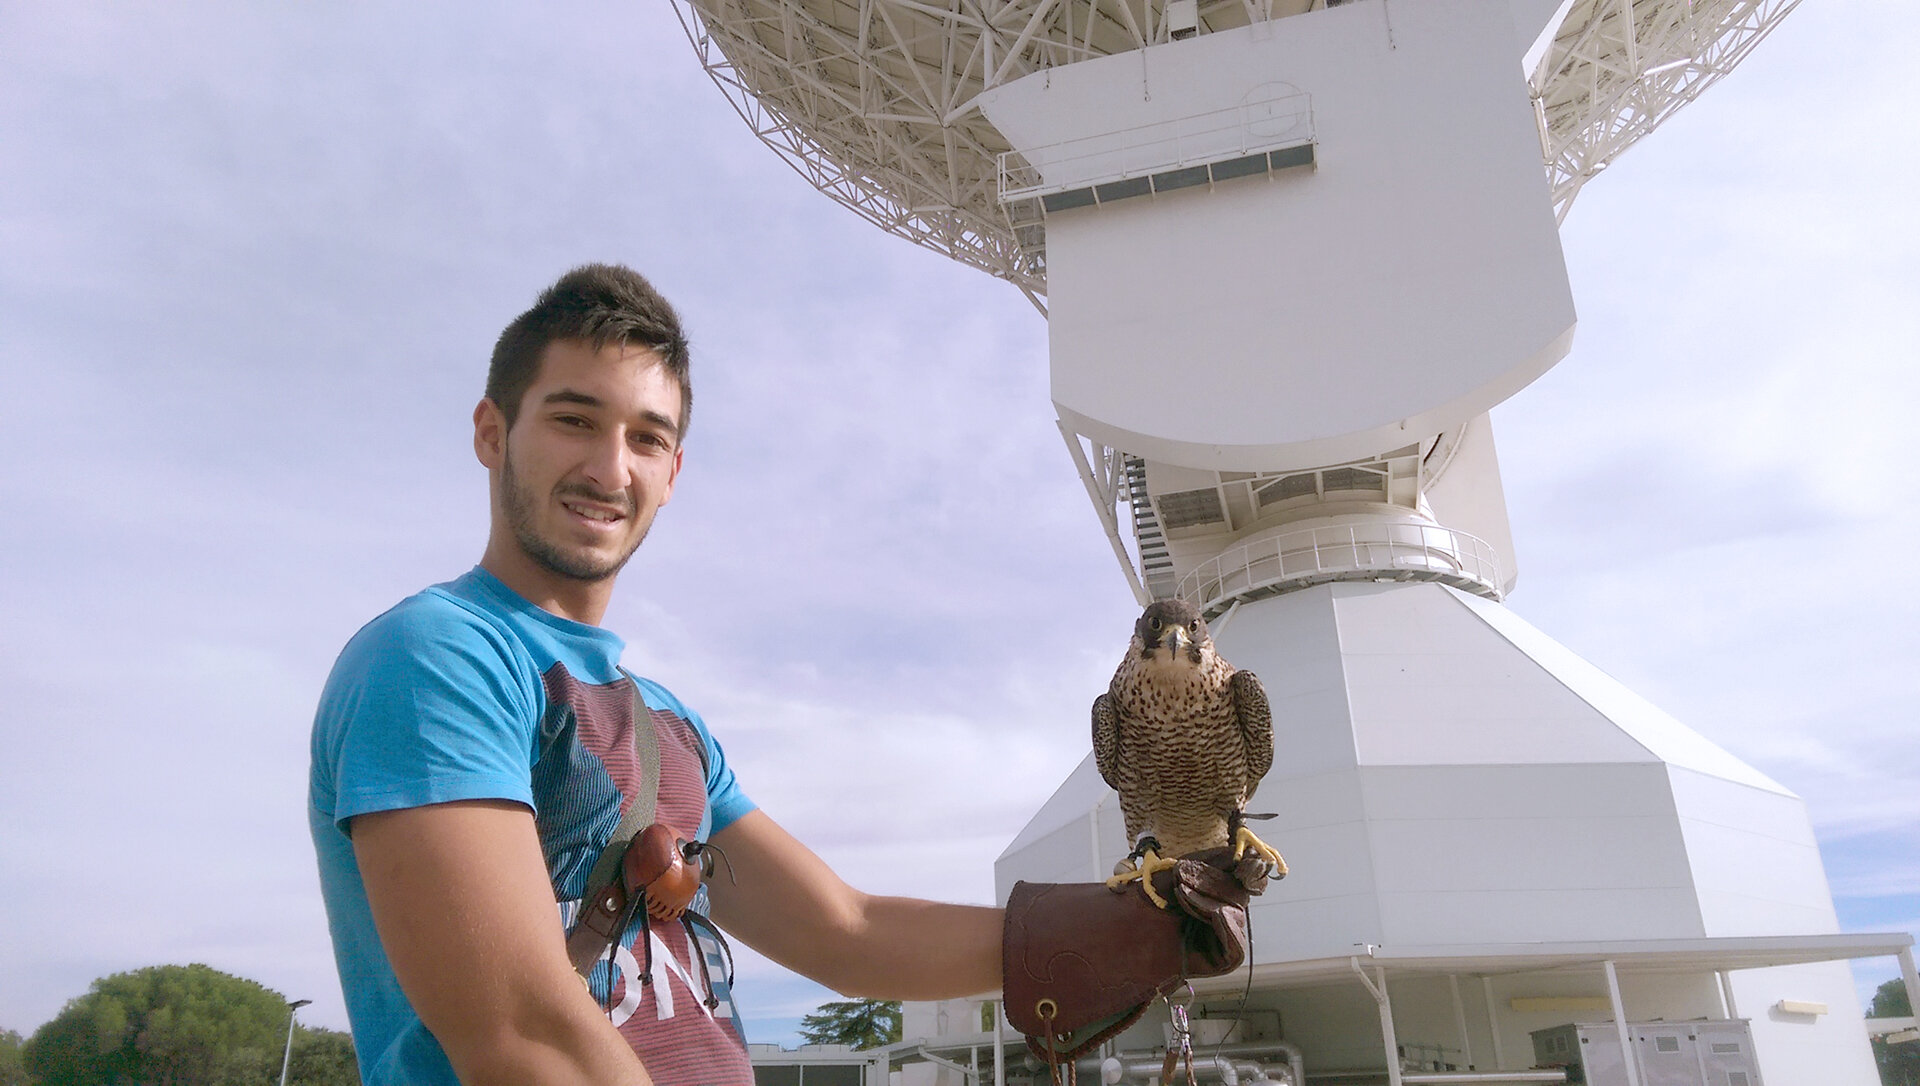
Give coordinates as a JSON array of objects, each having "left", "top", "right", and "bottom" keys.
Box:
[{"left": 673, "top": 3, "right": 1909, "bottom": 1083}]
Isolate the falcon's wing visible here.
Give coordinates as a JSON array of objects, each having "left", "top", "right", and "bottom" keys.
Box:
[
  {"left": 1231, "top": 669, "right": 1274, "bottom": 785},
  {"left": 1092, "top": 692, "right": 1122, "bottom": 791}
]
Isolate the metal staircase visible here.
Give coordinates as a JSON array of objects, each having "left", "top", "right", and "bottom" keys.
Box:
[{"left": 1125, "top": 456, "right": 1178, "bottom": 600}]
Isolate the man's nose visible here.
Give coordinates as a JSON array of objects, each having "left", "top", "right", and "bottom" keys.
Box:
[{"left": 580, "top": 430, "right": 633, "bottom": 491}]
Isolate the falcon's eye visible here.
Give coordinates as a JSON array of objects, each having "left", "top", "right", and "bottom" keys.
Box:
[
  {"left": 1148, "top": 617, "right": 1162, "bottom": 631},
  {"left": 1189, "top": 620, "right": 1199, "bottom": 632}
]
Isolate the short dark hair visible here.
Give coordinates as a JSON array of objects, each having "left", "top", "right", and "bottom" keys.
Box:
[{"left": 486, "top": 263, "right": 692, "bottom": 435}]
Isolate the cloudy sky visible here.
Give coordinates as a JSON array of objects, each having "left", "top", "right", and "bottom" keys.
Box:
[{"left": 2, "top": 0, "right": 1913, "bottom": 1049}]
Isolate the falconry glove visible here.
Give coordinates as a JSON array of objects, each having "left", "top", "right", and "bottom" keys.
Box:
[{"left": 1001, "top": 847, "right": 1266, "bottom": 1071}]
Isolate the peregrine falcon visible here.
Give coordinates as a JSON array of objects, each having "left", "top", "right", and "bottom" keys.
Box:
[{"left": 1094, "top": 599, "right": 1285, "bottom": 907}]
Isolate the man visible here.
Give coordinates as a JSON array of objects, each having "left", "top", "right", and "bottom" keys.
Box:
[{"left": 310, "top": 265, "right": 1002, "bottom": 1086}]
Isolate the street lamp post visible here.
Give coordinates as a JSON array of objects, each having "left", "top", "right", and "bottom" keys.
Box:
[{"left": 279, "top": 998, "right": 312, "bottom": 1086}]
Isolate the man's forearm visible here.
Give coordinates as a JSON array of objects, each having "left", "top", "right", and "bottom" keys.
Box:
[
  {"left": 828, "top": 895, "right": 1003, "bottom": 1001},
  {"left": 707, "top": 811, "right": 1003, "bottom": 1001}
]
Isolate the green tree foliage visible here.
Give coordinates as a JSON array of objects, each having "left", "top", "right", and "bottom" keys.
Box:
[
  {"left": 0, "top": 1028, "right": 28, "bottom": 1086},
  {"left": 796, "top": 999, "right": 903, "bottom": 1050},
  {"left": 23, "top": 964, "right": 293, "bottom": 1086},
  {"left": 289, "top": 1026, "right": 361, "bottom": 1086},
  {"left": 1874, "top": 978, "right": 1915, "bottom": 1018},
  {"left": 1870, "top": 978, "right": 1919, "bottom": 1086}
]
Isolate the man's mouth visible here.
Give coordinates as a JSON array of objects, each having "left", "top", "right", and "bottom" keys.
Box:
[{"left": 561, "top": 499, "right": 627, "bottom": 524}]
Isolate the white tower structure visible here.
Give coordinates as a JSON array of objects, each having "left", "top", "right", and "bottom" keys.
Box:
[{"left": 672, "top": 1, "right": 1918, "bottom": 1083}]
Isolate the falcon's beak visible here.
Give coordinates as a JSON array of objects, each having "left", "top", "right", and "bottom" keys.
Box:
[{"left": 1158, "top": 626, "right": 1192, "bottom": 656}]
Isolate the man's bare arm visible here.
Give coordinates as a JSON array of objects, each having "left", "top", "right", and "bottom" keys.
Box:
[
  {"left": 705, "top": 809, "right": 1001, "bottom": 1000},
  {"left": 353, "top": 800, "right": 652, "bottom": 1086}
]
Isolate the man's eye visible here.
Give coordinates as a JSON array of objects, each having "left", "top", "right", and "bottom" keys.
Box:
[{"left": 556, "top": 415, "right": 590, "bottom": 428}]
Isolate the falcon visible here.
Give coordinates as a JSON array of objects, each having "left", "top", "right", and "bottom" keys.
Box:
[{"left": 1094, "top": 599, "right": 1285, "bottom": 907}]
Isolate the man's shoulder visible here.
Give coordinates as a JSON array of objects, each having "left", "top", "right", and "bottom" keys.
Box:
[
  {"left": 322, "top": 575, "right": 540, "bottom": 710},
  {"left": 349, "top": 578, "right": 511, "bottom": 654}
]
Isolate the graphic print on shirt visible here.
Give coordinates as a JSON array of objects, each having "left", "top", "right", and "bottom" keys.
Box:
[{"left": 537, "top": 664, "right": 751, "bottom": 1083}]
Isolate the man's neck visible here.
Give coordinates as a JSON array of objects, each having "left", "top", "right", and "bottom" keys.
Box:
[{"left": 477, "top": 543, "right": 614, "bottom": 627}]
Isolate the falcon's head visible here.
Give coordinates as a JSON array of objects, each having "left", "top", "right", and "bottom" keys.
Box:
[{"left": 1132, "top": 599, "right": 1211, "bottom": 667}]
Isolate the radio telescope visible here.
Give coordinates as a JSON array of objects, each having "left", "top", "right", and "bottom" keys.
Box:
[{"left": 672, "top": 1, "right": 1917, "bottom": 1083}]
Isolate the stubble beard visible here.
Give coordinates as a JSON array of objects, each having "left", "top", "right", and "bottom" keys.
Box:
[{"left": 500, "top": 444, "right": 648, "bottom": 584}]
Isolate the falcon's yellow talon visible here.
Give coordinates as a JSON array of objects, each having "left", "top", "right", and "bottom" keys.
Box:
[
  {"left": 1233, "top": 825, "right": 1288, "bottom": 878},
  {"left": 1106, "top": 847, "right": 1179, "bottom": 908}
]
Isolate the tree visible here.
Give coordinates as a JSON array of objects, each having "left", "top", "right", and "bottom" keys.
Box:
[
  {"left": 1873, "top": 978, "right": 1914, "bottom": 1018},
  {"left": 289, "top": 1026, "right": 361, "bottom": 1086},
  {"left": 1870, "top": 978, "right": 1919, "bottom": 1086},
  {"left": 796, "top": 999, "right": 903, "bottom": 1050},
  {"left": 0, "top": 1028, "right": 28, "bottom": 1086},
  {"left": 23, "top": 964, "right": 289, "bottom": 1086}
]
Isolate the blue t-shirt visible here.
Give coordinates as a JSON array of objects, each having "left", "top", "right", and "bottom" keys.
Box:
[{"left": 309, "top": 568, "right": 757, "bottom": 1085}]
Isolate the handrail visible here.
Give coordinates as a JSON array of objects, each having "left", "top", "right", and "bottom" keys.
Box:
[
  {"left": 1176, "top": 521, "right": 1502, "bottom": 617},
  {"left": 998, "top": 91, "right": 1313, "bottom": 202}
]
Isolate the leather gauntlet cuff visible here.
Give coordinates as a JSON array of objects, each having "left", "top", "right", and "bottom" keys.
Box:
[{"left": 1001, "top": 848, "right": 1262, "bottom": 1065}]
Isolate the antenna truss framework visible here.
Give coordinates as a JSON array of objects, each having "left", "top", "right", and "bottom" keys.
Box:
[
  {"left": 1533, "top": 0, "right": 1804, "bottom": 224},
  {"left": 673, "top": 0, "right": 1802, "bottom": 290}
]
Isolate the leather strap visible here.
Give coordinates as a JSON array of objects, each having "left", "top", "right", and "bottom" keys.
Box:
[
  {"left": 567, "top": 676, "right": 664, "bottom": 977},
  {"left": 586, "top": 679, "right": 663, "bottom": 896}
]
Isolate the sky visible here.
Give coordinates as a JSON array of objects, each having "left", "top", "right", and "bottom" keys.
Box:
[{"left": 1, "top": 0, "right": 1914, "bottom": 1050}]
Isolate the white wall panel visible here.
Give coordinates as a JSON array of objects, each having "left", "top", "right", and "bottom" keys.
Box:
[
  {"left": 1249, "top": 890, "right": 1386, "bottom": 961},
  {"left": 1258, "top": 812, "right": 1379, "bottom": 900},
  {"left": 1330, "top": 580, "right": 1494, "bottom": 655},
  {"left": 1377, "top": 886, "right": 1707, "bottom": 944},
  {"left": 1366, "top": 814, "right": 1692, "bottom": 893},
  {"left": 1359, "top": 763, "right": 1675, "bottom": 821},
  {"left": 1731, "top": 961, "right": 1880, "bottom": 1086},
  {"left": 1680, "top": 823, "right": 1839, "bottom": 935},
  {"left": 1215, "top": 584, "right": 1347, "bottom": 694},
  {"left": 1263, "top": 685, "right": 1363, "bottom": 776},
  {"left": 1668, "top": 765, "right": 1819, "bottom": 844},
  {"left": 1249, "top": 765, "right": 1369, "bottom": 829}
]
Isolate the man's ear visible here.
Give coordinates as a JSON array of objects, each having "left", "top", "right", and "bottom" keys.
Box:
[
  {"left": 658, "top": 444, "right": 686, "bottom": 508},
  {"left": 473, "top": 399, "right": 506, "bottom": 469}
]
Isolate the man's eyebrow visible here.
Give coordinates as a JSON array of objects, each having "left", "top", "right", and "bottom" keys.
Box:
[
  {"left": 541, "top": 389, "right": 603, "bottom": 409},
  {"left": 638, "top": 409, "right": 682, "bottom": 440}
]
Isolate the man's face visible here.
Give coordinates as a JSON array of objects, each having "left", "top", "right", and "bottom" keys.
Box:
[{"left": 484, "top": 339, "right": 685, "bottom": 586}]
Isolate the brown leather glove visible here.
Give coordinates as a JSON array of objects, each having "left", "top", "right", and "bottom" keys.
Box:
[{"left": 1001, "top": 848, "right": 1268, "bottom": 1066}]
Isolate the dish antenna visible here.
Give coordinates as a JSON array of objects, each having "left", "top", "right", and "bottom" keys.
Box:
[{"left": 672, "top": 2, "right": 1911, "bottom": 1082}]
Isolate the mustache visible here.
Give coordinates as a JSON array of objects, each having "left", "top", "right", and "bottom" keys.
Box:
[{"left": 555, "top": 484, "right": 634, "bottom": 517}]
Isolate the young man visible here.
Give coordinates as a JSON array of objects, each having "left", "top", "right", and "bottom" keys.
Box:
[{"left": 309, "top": 265, "right": 1002, "bottom": 1086}]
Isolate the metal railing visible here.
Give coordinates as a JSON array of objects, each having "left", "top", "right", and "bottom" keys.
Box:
[
  {"left": 997, "top": 90, "right": 1313, "bottom": 202},
  {"left": 1176, "top": 521, "right": 1503, "bottom": 618}
]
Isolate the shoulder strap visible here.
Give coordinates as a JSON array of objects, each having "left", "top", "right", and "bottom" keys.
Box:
[
  {"left": 567, "top": 675, "right": 663, "bottom": 977},
  {"left": 581, "top": 674, "right": 662, "bottom": 897}
]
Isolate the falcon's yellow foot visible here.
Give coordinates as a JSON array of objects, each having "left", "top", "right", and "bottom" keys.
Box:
[
  {"left": 1233, "top": 824, "right": 1288, "bottom": 878},
  {"left": 1106, "top": 847, "right": 1180, "bottom": 909}
]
